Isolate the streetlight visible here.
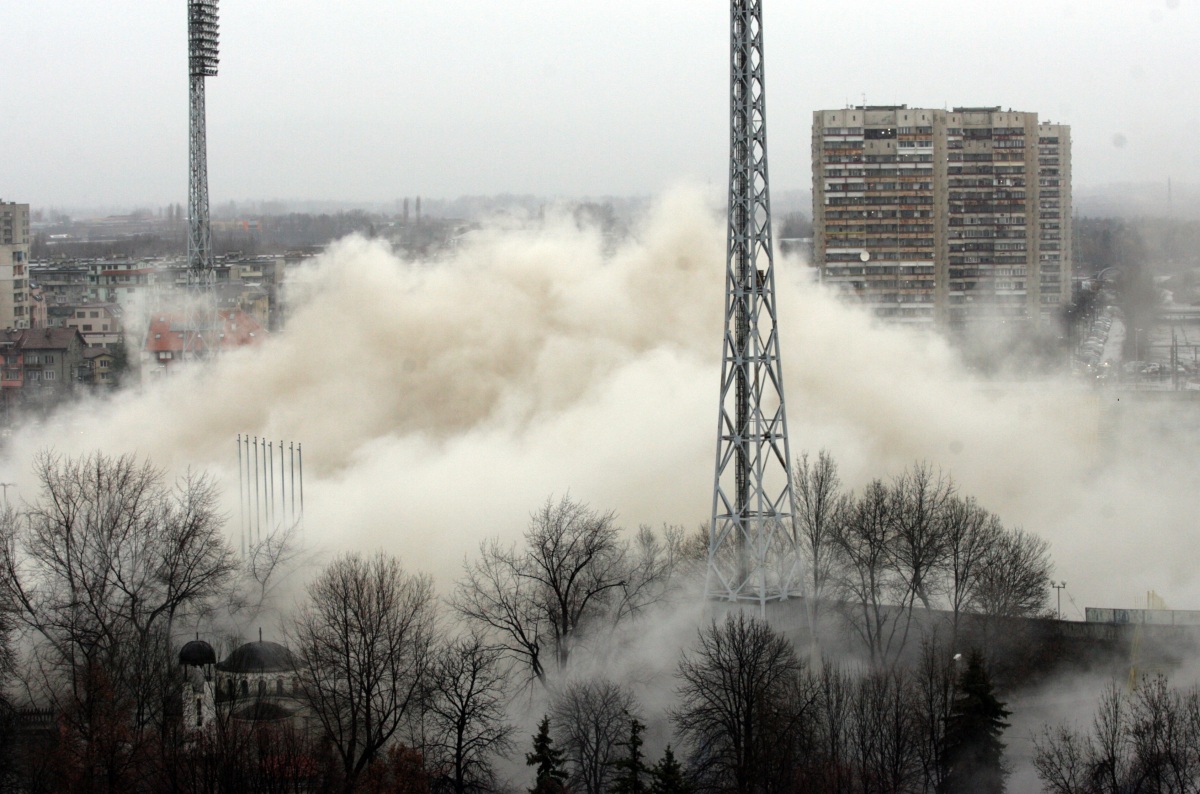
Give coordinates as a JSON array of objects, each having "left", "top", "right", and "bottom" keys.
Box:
[
  {"left": 0, "top": 482, "right": 16, "bottom": 505},
  {"left": 1051, "top": 581, "right": 1067, "bottom": 620}
]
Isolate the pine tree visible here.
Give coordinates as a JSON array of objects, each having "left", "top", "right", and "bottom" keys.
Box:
[
  {"left": 611, "top": 715, "right": 647, "bottom": 794},
  {"left": 650, "top": 746, "right": 690, "bottom": 794},
  {"left": 526, "top": 715, "right": 567, "bottom": 794},
  {"left": 940, "top": 650, "right": 1010, "bottom": 794}
]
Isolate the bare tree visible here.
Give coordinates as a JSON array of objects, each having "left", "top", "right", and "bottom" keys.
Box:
[
  {"left": 423, "top": 634, "right": 514, "bottom": 794},
  {"left": 831, "top": 480, "right": 907, "bottom": 668},
  {"left": 1033, "top": 723, "right": 1091, "bottom": 794},
  {"left": 972, "top": 527, "right": 1052, "bottom": 619},
  {"left": 291, "top": 552, "right": 436, "bottom": 793},
  {"left": 228, "top": 519, "right": 307, "bottom": 626},
  {"left": 454, "top": 536, "right": 547, "bottom": 680},
  {"left": 455, "top": 496, "right": 678, "bottom": 684},
  {"left": 911, "top": 635, "right": 957, "bottom": 793},
  {"left": 940, "top": 497, "right": 1002, "bottom": 647},
  {"left": 612, "top": 524, "right": 687, "bottom": 626},
  {"left": 0, "top": 451, "right": 236, "bottom": 786},
  {"left": 551, "top": 678, "right": 639, "bottom": 794},
  {"left": 1034, "top": 676, "right": 1200, "bottom": 794},
  {"left": 889, "top": 462, "right": 954, "bottom": 612},
  {"left": 812, "top": 662, "right": 854, "bottom": 794},
  {"left": 846, "top": 669, "right": 921, "bottom": 793},
  {"left": 673, "top": 612, "right": 816, "bottom": 794},
  {"left": 793, "top": 450, "right": 848, "bottom": 617}
]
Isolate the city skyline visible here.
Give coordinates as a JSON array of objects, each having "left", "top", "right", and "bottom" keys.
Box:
[{"left": 4, "top": 0, "right": 1198, "bottom": 208}]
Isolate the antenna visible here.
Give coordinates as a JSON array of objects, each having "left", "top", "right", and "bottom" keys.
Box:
[{"left": 707, "top": 0, "right": 804, "bottom": 610}]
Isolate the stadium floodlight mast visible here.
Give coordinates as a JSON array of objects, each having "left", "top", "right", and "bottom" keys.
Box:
[
  {"left": 706, "top": 0, "right": 804, "bottom": 610},
  {"left": 187, "top": 0, "right": 218, "bottom": 284}
]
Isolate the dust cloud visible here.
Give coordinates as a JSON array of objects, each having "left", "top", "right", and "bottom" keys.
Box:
[{"left": 4, "top": 185, "right": 1198, "bottom": 612}]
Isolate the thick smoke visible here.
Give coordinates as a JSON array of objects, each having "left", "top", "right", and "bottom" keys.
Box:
[{"left": 4, "top": 186, "right": 1198, "bottom": 613}]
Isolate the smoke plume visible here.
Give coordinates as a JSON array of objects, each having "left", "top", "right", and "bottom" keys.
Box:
[{"left": 4, "top": 186, "right": 1198, "bottom": 613}]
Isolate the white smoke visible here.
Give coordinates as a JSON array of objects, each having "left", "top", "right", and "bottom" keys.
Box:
[{"left": 4, "top": 185, "right": 1198, "bottom": 615}]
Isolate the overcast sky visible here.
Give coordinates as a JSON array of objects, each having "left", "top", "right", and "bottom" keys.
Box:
[{"left": 4, "top": 0, "right": 1198, "bottom": 209}]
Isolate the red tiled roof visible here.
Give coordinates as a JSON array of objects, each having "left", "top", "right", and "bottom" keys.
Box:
[{"left": 144, "top": 309, "right": 266, "bottom": 354}]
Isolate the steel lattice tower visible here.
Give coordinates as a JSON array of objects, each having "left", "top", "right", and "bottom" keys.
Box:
[
  {"left": 706, "top": 0, "right": 803, "bottom": 607},
  {"left": 187, "top": 0, "right": 218, "bottom": 282}
]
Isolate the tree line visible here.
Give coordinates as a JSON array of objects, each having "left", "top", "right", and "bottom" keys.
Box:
[
  {"left": 795, "top": 451, "right": 1053, "bottom": 667},
  {"left": 0, "top": 447, "right": 1110, "bottom": 793}
]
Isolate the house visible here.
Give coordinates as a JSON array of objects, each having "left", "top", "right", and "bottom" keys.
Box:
[
  {"left": 82, "top": 347, "right": 118, "bottom": 387},
  {"left": 59, "top": 302, "right": 124, "bottom": 348},
  {"left": 0, "top": 327, "right": 88, "bottom": 407},
  {"left": 143, "top": 307, "right": 266, "bottom": 374}
]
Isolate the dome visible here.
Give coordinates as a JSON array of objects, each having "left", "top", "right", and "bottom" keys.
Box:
[
  {"left": 216, "top": 640, "right": 296, "bottom": 674},
  {"left": 179, "top": 639, "right": 217, "bottom": 667}
]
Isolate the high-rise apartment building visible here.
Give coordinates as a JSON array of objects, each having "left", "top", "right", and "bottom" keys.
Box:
[
  {"left": 0, "top": 201, "right": 32, "bottom": 330},
  {"left": 812, "top": 106, "right": 1071, "bottom": 328}
]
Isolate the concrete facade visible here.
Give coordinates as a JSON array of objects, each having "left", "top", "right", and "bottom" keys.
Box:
[
  {"left": 812, "top": 107, "right": 1072, "bottom": 329},
  {"left": 0, "top": 201, "right": 32, "bottom": 330}
]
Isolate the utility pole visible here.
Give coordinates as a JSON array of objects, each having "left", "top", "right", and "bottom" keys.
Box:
[
  {"left": 1051, "top": 581, "right": 1067, "bottom": 620},
  {"left": 706, "top": 0, "right": 803, "bottom": 610}
]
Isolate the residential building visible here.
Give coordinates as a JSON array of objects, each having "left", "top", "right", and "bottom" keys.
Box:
[
  {"left": 0, "top": 327, "right": 88, "bottom": 407},
  {"left": 812, "top": 106, "right": 1072, "bottom": 328},
  {"left": 81, "top": 347, "right": 118, "bottom": 387},
  {"left": 143, "top": 307, "right": 266, "bottom": 374},
  {"left": 93, "top": 260, "right": 157, "bottom": 303},
  {"left": 31, "top": 262, "right": 92, "bottom": 305},
  {"left": 0, "top": 201, "right": 32, "bottom": 329},
  {"left": 56, "top": 302, "right": 125, "bottom": 348}
]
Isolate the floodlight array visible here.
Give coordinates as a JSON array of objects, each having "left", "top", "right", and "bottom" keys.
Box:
[{"left": 188, "top": 0, "right": 219, "bottom": 77}]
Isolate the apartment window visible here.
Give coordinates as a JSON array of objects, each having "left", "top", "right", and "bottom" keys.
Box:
[
  {"left": 25, "top": 355, "right": 38, "bottom": 365},
  {"left": 100, "top": 372, "right": 111, "bottom": 381},
  {"left": 27, "top": 371, "right": 39, "bottom": 381},
  {"left": 99, "top": 360, "right": 110, "bottom": 368},
  {"left": 82, "top": 325, "right": 92, "bottom": 331},
  {"left": 45, "top": 355, "right": 54, "bottom": 364},
  {"left": 90, "top": 311, "right": 99, "bottom": 318},
  {"left": 44, "top": 370, "right": 55, "bottom": 381}
]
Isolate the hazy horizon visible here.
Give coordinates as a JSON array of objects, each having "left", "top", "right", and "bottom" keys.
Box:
[{"left": 5, "top": 1, "right": 1199, "bottom": 208}]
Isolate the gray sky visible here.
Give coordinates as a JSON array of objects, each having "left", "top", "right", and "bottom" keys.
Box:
[{"left": 4, "top": 0, "right": 1198, "bottom": 209}]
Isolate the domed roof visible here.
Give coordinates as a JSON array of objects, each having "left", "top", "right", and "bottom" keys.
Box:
[
  {"left": 179, "top": 639, "right": 217, "bottom": 667},
  {"left": 216, "top": 640, "right": 296, "bottom": 674}
]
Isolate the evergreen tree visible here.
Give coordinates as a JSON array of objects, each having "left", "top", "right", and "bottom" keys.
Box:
[
  {"left": 940, "top": 650, "right": 1010, "bottom": 794},
  {"left": 110, "top": 334, "right": 129, "bottom": 387},
  {"left": 649, "top": 746, "right": 690, "bottom": 794},
  {"left": 526, "top": 715, "right": 567, "bottom": 794},
  {"left": 611, "top": 715, "right": 647, "bottom": 794}
]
